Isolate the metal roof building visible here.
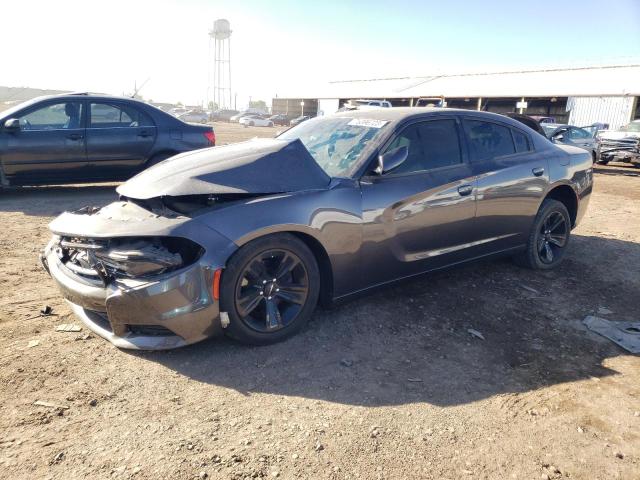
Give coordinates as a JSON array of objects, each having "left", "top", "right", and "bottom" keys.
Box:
[{"left": 272, "top": 64, "right": 640, "bottom": 129}]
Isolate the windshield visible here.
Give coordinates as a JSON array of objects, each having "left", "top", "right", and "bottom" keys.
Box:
[
  {"left": 278, "top": 116, "right": 389, "bottom": 177},
  {"left": 621, "top": 122, "right": 640, "bottom": 132},
  {"left": 0, "top": 97, "right": 43, "bottom": 120}
]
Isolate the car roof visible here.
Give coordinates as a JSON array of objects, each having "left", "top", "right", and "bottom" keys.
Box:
[
  {"left": 13, "top": 92, "right": 154, "bottom": 108},
  {"left": 332, "top": 107, "right": 533, "bottom": 127}
]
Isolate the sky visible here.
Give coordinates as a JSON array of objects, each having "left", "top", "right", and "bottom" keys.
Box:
[{"left": 3, "top": 0, "right": 640, "bottom": 108}]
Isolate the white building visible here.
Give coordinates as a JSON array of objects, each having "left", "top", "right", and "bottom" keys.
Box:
[{"left": 273, "top": 64, "right": 640, "bottom": 129}]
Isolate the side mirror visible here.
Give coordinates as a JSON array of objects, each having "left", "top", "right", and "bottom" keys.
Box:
[
  {"left": 3, "top": 118, "right": 20, "bottom": 132},
  {"left": 552, "top": 134, "right": 564, "bottom": 142},
  {"left": 374, "top": 145, "right": 409, "bottom": 175}
]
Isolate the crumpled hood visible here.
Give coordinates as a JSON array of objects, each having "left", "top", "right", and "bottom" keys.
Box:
[{"left": 117, "top": 138, "right": 331, "bottom": 200}]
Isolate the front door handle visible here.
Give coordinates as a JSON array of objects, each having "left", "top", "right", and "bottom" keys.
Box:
[
  {"left": 457, "top": 184, "right": 473, "bottom": 196},
  {"left": 532, "top": 167, "right": 545, "bottom": 177},
  {"left": 66, "top": 133, "right": 83, "bottom": 141},
  {"left": 137, "top": 131, "right": 152, "bottom": 138}
]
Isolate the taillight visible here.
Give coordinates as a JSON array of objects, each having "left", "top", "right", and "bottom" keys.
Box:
[{"left": 204, "top": 130, "right": 216, "bottom": 145}]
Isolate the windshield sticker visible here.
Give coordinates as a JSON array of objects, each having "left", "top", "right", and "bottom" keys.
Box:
[{"left": 347, "top": 118, "right": 389, "bottom": 129}]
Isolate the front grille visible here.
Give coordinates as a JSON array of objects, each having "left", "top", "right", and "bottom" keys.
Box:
[
  {"left": 128, "top": 325, "right": 174, "bottom": 336},
  {"left": 600, "top": 138, "right": 639, "bottom": 152}
]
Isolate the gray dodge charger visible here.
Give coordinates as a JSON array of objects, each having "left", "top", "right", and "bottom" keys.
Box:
[{"left": 42, "top": 108, "right": 593, "bottom": 349}]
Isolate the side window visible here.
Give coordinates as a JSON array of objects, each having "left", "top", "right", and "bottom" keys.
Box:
[
  {"left": 90, "top": 103, "right": 153, "bottom": 128},
  {"left": 384, "top": 119, "right": 462, "bottom": 174},
  {"left": 512, "top": 129, "right": 531, "bottom": 153},
  {"left": 567, "top": 127, "right": 590, "bottom": 140},
  {"left": 463, "top": 120, "right": 516, "bottom": 162},
  {"left": 384, "top": 123, "right": 422, "bottom": 172},
  {"left": 18, "top": 102, "right": 83, "bottom": 130}
]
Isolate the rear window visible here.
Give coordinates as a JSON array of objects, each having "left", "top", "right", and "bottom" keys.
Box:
[
  {"left": 512, "top": 129, "right": 531, "bottom": 153},
  {"left": 463, "top": 120, "right": 516, "bottom": 162}
]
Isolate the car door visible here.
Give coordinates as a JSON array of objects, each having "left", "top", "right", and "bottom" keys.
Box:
[
  {"left": 0, "top": 100, "right": 87, "bottom": 182},
  {"left": 463, "top": 118, "right": 550, "bottom": 253},
  {"left": 359, "top": 117, "right": 478, "bottom": 287},
  {"left": 85, "top": 101, "right": 157, "bottom": 177},
  {"left": 549, "top": 126, "right": 573, "bottom": 147},
  {"left": 563, "top": 127, "right": 596, "bottom": 154}
]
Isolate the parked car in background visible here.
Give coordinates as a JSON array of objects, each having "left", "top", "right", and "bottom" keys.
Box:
[
  {"left": 414, "top": 97, "right": 447, "bottom": 108},
  {"left": 230, "top": 112, "right": 252, "bottom": 123},
  {"left": 290, "top": 115, "right": 310, "bottom": 126},
  {"left": 597, "top": 120, "right": 640, "bottom": 166},
  {"left": 169, "top": 107, "right": 189, "bottom": 117},
  {"left": 503, "top": 113, "right": 546, "bottom": 136},
  {"left": 230, "top": 109, "right": 268, "bottom": 123},
  {"left": 530, "top": 115, "right": 556, "bottom": 124},
  {"left": 542, "top": 124, "right": 600, "bottom": 162},
  {"left": 177, "top": 110, "right": 209, "bottom": 124},
  {"left": 239, "top": 115, "right": 274, "bottom": 127},
  {"left": 42, "top": 108, "right": 592, "bottom": 349},
  {"left": 268, "top": 114, "right": 290, "bottom": 126},
  {"left": 345, "top": 99, "right": 393, "bottom": 109},
  {"left": 0, "top": 93, "right": 215, "bottom": 186},
  {"left": 211, "top": 109, "right": 239, "bottom": 122}
]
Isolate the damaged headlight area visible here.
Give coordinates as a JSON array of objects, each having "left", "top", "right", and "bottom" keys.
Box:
[{"left": 54, "top": 235, "right": 204, "bottom": 282}]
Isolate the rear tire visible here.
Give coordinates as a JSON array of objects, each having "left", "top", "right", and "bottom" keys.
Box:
[
  {"left": 220, "top": 233, "right": 320, "bottom": 345},
  {"left": 514, "top": 199, "right": 571, "bottom": 270}
]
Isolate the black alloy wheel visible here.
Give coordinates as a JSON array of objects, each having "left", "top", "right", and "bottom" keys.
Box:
[
  {"left": 515, "top": 199, "right": 571, "bottom": 270},
  {"left": 220, "top": 234, "right": 320, "bottom": 345},
  {"left": 235, "top": 249, "right": 309, "bottom": 332},
  {"left": 536, "top": 211, "right": 568, "bottom": 264}
]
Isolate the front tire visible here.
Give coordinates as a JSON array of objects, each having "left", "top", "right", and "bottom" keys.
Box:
[
  {"left": 220, "top": 233, "right": 320, "bottom": 345},
  {"left": 514, "top": 199, "right": 571, "bottom": 270}
]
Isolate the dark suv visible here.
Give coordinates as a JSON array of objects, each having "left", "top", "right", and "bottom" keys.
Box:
[{"left": 0, "top": 93, "right": 215, "bottom": 186}]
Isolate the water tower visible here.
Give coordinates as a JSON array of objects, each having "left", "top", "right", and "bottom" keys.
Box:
[{"left": 209, "top": 19, "right": 232, "bottom": 109}]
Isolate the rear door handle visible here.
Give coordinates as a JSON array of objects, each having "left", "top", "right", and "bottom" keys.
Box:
[
  {"left": 457, "top": 184, "right": 473, "bottom": 196},
  {"left": 66, "top": 133, "right": 83, "bottom": 141},
  {"left": 532, "top": 167, "right": 545, "bottom": 177}
]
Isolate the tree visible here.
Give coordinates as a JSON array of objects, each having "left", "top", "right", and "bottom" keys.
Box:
[
  {"left": 208, "top": 101, "right": 219, "bottom": 111},
  {"left": 249, "top": 99, "right": 267, "bottom": 111}
]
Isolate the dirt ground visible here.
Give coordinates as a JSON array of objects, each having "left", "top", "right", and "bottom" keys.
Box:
[{"left": 1, "top": 123, "right": 639, "bottom": 480}]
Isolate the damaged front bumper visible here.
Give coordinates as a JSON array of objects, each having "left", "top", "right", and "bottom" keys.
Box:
[
  {"left": 41, "top": 201, "right": 238, "bottom": 350},
  {"left": 43, "top": 244, "right": 222, "bottom": 349},
  {"left": 599, "top": 138, "right": 640, "bottom": 164}
]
